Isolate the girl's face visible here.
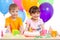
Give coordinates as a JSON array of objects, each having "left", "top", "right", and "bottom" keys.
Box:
[
  {"left": 10, "top": 7, "right": 19, "bottom": 18},
  {"left": 30, "top": 12, "right": 40, "bottom": 20}
]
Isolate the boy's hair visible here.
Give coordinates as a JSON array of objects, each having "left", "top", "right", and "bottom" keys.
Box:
[
  {"left": 9, "top": 4, "right": 18, "bottom": 11},
  {"left": 29, "top": 6, "right": 40, "bottom": 14}
]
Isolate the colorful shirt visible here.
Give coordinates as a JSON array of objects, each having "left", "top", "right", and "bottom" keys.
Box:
[
  {"left": 26, "top": 18, "right": 44, "bottom": 32},
  {"left": 5, "top": 16, "right": 23, "bottom": 32}
]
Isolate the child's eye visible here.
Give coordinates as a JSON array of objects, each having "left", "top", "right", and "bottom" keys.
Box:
[
  {"left": 37, "top": 12, "right": 40, "bottom": 14},
  {"left": 12, "top": 11, "right": 14, "bottom": 12},
  {"left": 37, "top": 13, "right": 39, "bottom": 14},
  {"left": 16, "top": 11, "right": 18, "bottom": 12}
]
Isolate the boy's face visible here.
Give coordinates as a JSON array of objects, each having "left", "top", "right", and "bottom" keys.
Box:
[
  {"left": 10, "top": 7, "right": 19, "bottom": 18},
  {"left": 31, "top": 12, "right": 40, "bottom": 20}
]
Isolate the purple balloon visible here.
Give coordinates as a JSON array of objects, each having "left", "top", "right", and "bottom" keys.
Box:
[{"left": 39, "top": 2, "right": 53, "bottom": 22}]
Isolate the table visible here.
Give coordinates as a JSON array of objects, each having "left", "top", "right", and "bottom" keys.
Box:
[{"left": 0, "top": 33, "right": 60, "bottom": 40}]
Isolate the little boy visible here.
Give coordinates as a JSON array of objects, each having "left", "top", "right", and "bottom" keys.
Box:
[{"left": 5, "top": 4, "right": 23, "bottom": 34}]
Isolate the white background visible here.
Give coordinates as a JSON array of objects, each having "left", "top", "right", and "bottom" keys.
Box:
[{"left": 0, "top": 0, "right": 60, "bottom": 35}]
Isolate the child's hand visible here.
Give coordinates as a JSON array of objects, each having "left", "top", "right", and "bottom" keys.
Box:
[
  {"left": 20, "top": 26, "right": 24, "bottom": 35},
  {"left": 5, "top": 28, "right": 11, "bottom": 33},
  {"left": 5, "top": 28, "right": 9, "bottom": 33},
  {"left": 40, "top": 24, "right": 44, "bottom": 30}
]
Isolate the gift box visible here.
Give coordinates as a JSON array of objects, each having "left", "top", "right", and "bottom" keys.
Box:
[{"left": 40, "top": 30, "right": 47, "bottom": 36}]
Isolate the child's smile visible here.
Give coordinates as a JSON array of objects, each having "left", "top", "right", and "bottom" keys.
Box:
[
  {"left": 31, "top": 12, "right": 40, "bottom": 20},
  {"left": 10, "top": 8, "right": 19, "bottom": 19}
]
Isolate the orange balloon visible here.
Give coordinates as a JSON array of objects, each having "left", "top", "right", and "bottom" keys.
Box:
[{"left": 22, "top": 0, "right": 38, "bottom": 12}]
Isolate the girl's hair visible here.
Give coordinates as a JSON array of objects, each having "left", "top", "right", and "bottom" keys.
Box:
[{"left": 29, "top": 6, "right": 40, "bottom": 14}]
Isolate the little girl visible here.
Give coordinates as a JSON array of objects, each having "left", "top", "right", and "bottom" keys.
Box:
[{"left": 24, "top": 6, "right": 44, "bottom": 37}]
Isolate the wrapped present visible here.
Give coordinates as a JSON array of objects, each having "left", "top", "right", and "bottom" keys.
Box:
[
  {"left": 12, "top": 30, "right": 20, "bottom": 36},
  {"left": 40, "top": 29, "right": 47, "bottom": 36}
]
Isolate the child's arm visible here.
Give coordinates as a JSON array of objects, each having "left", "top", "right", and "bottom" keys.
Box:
[
  {"left": 40, "top": 19, "right": 44, "bottom": 30},
  {"left": 19, "top": 18, "right": 25, "bottom": 34},
  {"left": 5, "top": 19, "right": 11, "bottom": 33},
  {"left": 25, "top": 23, "right": 30, "bottom": 31},
  {"left": 5, "top": 26, "right": 11, "bottom": 33},
  {"left": 20, "top": 25, "right": 24, "bottom": 34},
  {"left": 40, "top": 24, "right": 44, "bottom": 30},
  {"left": 25, "top": 19, "right": 31, "bottom": 31},
  {"left": 24, "top": 19, "right": 33, "bottom": 32}
]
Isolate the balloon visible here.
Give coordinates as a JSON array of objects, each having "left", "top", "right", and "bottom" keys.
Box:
[
  {"left": 0, "top": 5, "right": 1, "bottom": 11},
  {"left": 0, "top": 0, "right": 12, "bottom": 15},
  {"left": 18, "top": 10, "right": 26, "bottom": 22},
  {"left": 39, "top": 2, "right": 53, "bottom": 22},
  {"left": 38, "top": 0, "right": 54, "bottom": 5},
  {"left": 37, "top": 3, "right": 40, "bottom": 7},
  {"left": 26, "top": 12, "right": 31, "bottom": 18},
  {"left": 12, "top": 30, "right": 20, "bottom": 36},
  {"left": 13, "top": 0, "right": 23, "bottom": 11},
  {"left": 22, "top": 0, "right": 38, "bottom": 12}
]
